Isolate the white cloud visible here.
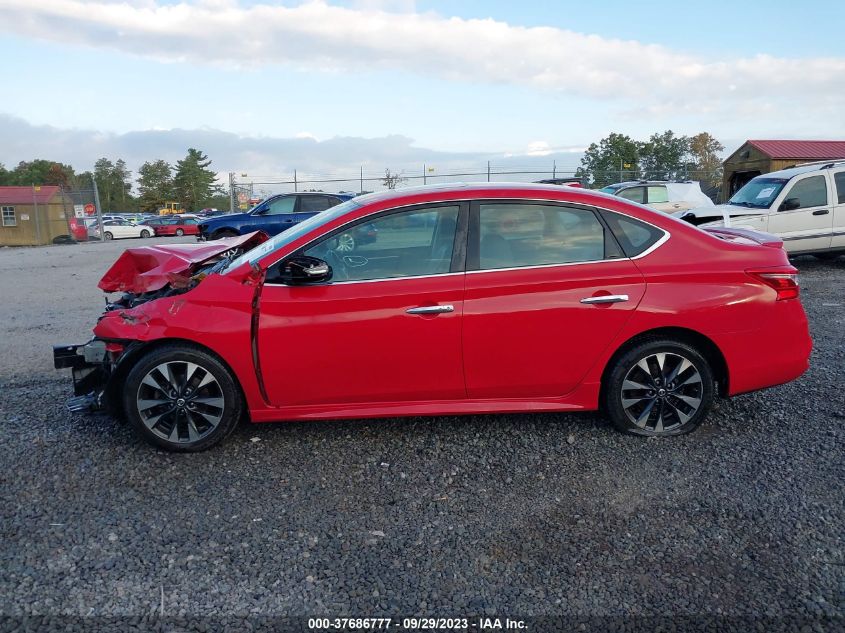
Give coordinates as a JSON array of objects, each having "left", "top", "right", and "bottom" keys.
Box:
[{"left": 0, "top": 0, "right": 843, "bottom": 121}]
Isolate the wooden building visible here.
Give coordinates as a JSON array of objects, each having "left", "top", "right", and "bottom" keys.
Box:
[
  {"left": 0, "top": 186, "right": 76, "bottom": 246},
  {"left": 723, "top": 140, "right": 845, "bottom": 200}
]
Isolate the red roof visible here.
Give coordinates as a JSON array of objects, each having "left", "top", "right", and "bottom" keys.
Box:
[
  {"left": 748, "top": 140, "right": 845, "bottom": 160},
  {"left": 0, "top": 185, "right": 63, "bottom": 205}
]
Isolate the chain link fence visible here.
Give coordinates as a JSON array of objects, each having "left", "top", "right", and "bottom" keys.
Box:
[{"left": 227, "top": 163, "right": 723, "bottom": 211}]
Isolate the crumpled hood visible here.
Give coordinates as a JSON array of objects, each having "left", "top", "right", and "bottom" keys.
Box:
[
  {"left": 98, "top": 231, "right": 268, "bottom": 293},
  {"left": 673, "top": 203, "right": 765, "bottom": 220}
]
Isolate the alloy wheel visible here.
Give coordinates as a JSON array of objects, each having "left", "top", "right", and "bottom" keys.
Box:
[
  {"left": 333, "top": 233, "right": 356, "bottom": 252},
  {"left": 620, "top": 352, "right": 703, "bottom": 433},
  {"left": 135, "top": 361, "right": 225, "bottom": 444}
]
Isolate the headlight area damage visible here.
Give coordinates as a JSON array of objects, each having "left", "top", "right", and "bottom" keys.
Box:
[{"left": 53, "top": 231, "right": 268, "bottom": 413}]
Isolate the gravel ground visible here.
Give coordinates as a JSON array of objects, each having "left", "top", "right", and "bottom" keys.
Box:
[{"left": 0, "top": 240, "right": 842, "bottom": 631}]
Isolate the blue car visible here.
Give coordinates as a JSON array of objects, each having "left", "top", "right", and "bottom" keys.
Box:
[{"left": 198, "top": 192, "right": 354, "bottom": 241}]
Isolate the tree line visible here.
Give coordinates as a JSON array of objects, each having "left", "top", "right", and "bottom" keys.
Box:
[
  {"left": 0, "top": 148, "right": 229, "bottom": 213},
  {"left": 576, "top": 131, "right": 724, "bottom": 189}
]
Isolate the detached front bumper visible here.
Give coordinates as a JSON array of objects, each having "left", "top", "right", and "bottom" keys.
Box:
[{"left": 53, "top": 340, "right": 110, "bottom": 411}]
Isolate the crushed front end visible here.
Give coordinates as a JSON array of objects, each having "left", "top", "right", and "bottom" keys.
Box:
[{"left": 53, "top": 232, "right": 268, "bottom": 414}]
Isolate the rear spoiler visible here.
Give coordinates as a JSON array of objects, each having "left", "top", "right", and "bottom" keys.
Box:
[{"left": 701, "top": 227, "right": 783, "bottom": 249}]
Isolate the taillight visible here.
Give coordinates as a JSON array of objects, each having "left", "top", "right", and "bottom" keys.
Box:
[{"left": 748, "top": 269, "right": 800, "bottom": 300}]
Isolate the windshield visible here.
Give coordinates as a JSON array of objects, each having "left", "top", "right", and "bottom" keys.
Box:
[
  {"left": 728, "top": 177, "right": 788, "bottom": 208},
  {"left": 223, "top": 198, "right": 362, "bottom": 272},
  {"left": 599, "top": 185, "right": 624, "bottom": 194}
]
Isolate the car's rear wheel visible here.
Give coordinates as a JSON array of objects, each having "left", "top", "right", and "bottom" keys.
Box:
[
  {"left": 603, "top": 339, "right": 714, "bottom": 436},
  {"left": 140, "top": 229, "right": 151, "bottom": 238},
  {"left": 104, "top": 231, "right": 113, "bottom": 240},
  {"left": 123, "top": 345, "right": 243, "bottom": 452},
  {"left": 333, "top": 232, "right": 356, "bottom": 252},
  {"left": 175, "top": 228, "right": 185, "bottom": 236},
  {"left": 212, "top": 229, "right": 239, "bottom": 240}
]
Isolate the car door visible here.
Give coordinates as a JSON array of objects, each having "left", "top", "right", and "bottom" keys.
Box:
[
  {"left": 832, "top": 170, "right": 845, "bottom": 249},
  {"left": 768, "top": 173, "right": 834, "bottom": 253},
  {"left": 251, "top": 195, "right": 298, "bottom": 235},
  {"left": 257, "top": 203, "right": 467, "bottom": 407},
  {"left": 462, "top": 201, "right": 646, "bottom": 399}
]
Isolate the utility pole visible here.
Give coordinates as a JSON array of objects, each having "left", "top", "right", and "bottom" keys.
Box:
[
  {"left": 228, "top": 172, "right": 235, "bottom": 214},
  {"left": 423, "top": 163, "right": 426, "bottom": 185},
  {"left": 552, "top": 160, "right": 556, "bottom": 180},
  {"left": 487, "top": 161, "right": 491, "bottom": 182},
  {"left": 293, "top": 170, "right": 298, "bottom": 192},
  {"left": 32, "top": 185, "right": 42, "bottom": 245},
  {"left": 92, "top": 175, "right": 105, "bottom": 242},
  {"left": 360, "top": 166, "right": 364, "bottom": 194}
]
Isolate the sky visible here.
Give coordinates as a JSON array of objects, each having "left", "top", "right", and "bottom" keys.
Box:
[{"left": 0, "top": 0, "right": 843, "bottom": 184}]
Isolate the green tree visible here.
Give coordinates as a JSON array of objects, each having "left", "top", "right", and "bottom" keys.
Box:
[
  {"left": 0, "top": 163, "right": 9, "bottom": 185},
  {"left": 93, "top": 158, "right": 135, "bottom": 211},
  {"left": 173, "top": 148, "right": 218, "bottom": 212},
  {"left": 6, "top": 159, "right": 75, "bottom": 186},
  {"left": 688, "top": 132, "right": 725, "bottom": 190},
  {"left": 137, "top": 160, "right": 174, "bottom": 213},
  {"left": 576, "top": 133, "right": 640, "bottom": 188},
  {"left": 638, "top": 130, "right": 690, "bottom": 181}
]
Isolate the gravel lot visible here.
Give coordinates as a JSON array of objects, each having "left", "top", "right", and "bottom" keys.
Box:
[{"left": 0, "top": 239, "right": 842, "bottom": 631}]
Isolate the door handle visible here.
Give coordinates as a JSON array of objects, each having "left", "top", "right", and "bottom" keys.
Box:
[
  {"left": 580, "top": 294, "right": 629, "bottom": 305},
  {"left": 812, "top": 209, "right": 829, "bottom": 215},
  {"left": 406, "top": 305, "right": 454, "bottom": 315}
]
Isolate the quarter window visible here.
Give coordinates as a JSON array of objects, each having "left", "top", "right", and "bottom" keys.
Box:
[
  {"left": 601, "top": 212, "right": 665, "bottom": 257},
  {"left": 2, "top": 206, "right": 16, "bottom": 227},
  {"left": 834, "top": 171, "right": 845, "bottom": 204},
  {"left": 783, "top": 175, "right": 827, "bottom": 209},
  {"left": 302, "top": 205, "right": 460, "bottom": 282},
  {"left": 617, "top": 187, "right": 645, "bottom": 204},
  {"left": 647, "top": 186, "right": 669, "bottom": 204},
  {"left": 477, "top": 203, "right": 610, "bottom": 270}
]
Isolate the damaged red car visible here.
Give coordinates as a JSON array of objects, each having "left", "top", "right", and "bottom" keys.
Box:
[{"left": 54, "top": 184, "right": 812, "bottom": 452}]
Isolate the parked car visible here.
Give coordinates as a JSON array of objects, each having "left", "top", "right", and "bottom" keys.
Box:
[
  {"left": 198, "top": 192, "right": 353, "bottom": 240},
  {"left": 92, "top": 219, "right": 153, "bottom": 240},
  {"left": 54, "top": 183, "right": 811, "bottom": 452},
  {"left": 67, "top": 218, "right": 89, "bottom": 242},
  {"left": 154, "top": 217, "right": 201, "bottom": 237},
  {"left": 676, "top": 160, "right": 845, "bottom": 259},
  {"left": 600, "top": 181, "right": 714, "bottom": 213}
]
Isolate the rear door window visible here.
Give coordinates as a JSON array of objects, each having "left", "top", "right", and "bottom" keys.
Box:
[
  {"left": 617, "top": 187, "right": 645, "bottom": 204},
  {"left": 834, "top": 171, "right": 845, "bottom": 204},
  {"left": 647, "top": 186, "right": 669, "bottom": 204},
  {"left": 474, "top": 203, "right": 615, "bottom": 270},
  {"left": 299, "top": 196, "right": 333, "bottom": 213}
]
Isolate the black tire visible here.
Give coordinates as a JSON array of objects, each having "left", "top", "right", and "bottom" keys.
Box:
[
  {"left": 211, "top": 229, "right": 239, "bottom": 240},
  {"left": 603, "top": 338, "right": 714, "bottom": 437},
  {"left": 140, "top": 229, "right": 151, "bottom": 238},
  {"left": 123, "top": 344, "right": 243, "bottom": 452},
  {"left": 812, "top": 252, "right": 841, "bottom": 261},
  {"left": 104, "top": 231, "right": 113, "bottom": 240},
  {"left": 175, "top": 228, "right": 184, "bottom": 236}
]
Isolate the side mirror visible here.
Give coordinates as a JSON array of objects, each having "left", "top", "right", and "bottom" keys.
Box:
[
  {"left": 277, "top": 255, "right": 332, "bottom": 285},
  {"left": 779, "top": 197, "right": 800, "bottom": 212}
]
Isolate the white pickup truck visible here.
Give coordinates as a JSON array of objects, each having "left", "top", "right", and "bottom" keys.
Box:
[{"left": 676, "top": 160, "right": 845, "bottom": 259}]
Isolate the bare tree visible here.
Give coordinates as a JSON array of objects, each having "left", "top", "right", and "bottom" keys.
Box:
[{"left": 382, "top": 168, "right": 406, "bottom": 190}]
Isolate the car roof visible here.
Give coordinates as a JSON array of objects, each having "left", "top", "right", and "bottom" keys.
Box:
[
  {"left": 351, "top": 182, "right": 622, "bottom": 206},
  {"left": 761, "top": 160, "right": 845, "bottom": 180}
]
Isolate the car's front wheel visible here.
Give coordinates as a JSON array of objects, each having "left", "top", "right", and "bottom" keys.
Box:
[
  {"left": 603, "top": 339, "right": 714, "bottom": 436},
  {"left": 123, "top": 345, "right": 243, "bottom": 452},
  {"left": 103, "top": 231, "right": 113, "bottom": 240},
  {"left": 212, "top": 229, "right": 239, "bottom": 240},
  {"left": 140, "top": 229, "right": 151, "bottom": 238},
  {"left": 175, "top": 228, "right": 185, "bottom": 236}
]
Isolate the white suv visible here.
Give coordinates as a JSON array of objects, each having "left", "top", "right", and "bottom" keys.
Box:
[{"left": 677, "top": 160, "right": 845, "bottom": 258}]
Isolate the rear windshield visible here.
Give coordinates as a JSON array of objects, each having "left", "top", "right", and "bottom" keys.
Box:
[{"left": 729, "top": 177, "right": 788, "bottom": 209}]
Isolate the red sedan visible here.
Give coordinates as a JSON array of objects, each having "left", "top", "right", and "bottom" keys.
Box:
[
  {"left": 153, "top": 217, "right": 200, "bottom": 237},
  {"left": 54, "top": 184, "right": 811, "bottom": 451}
]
